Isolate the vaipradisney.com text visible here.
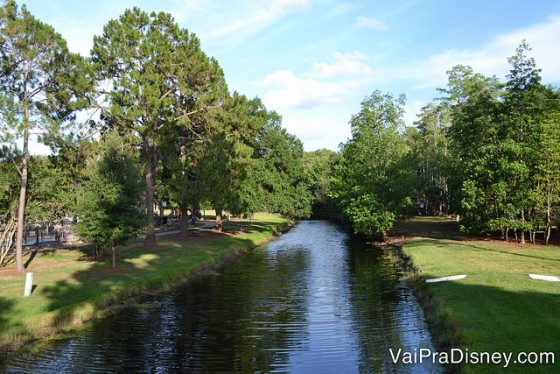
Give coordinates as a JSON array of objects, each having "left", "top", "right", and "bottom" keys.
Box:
[{"left": 390, "top": 348, "right": 555, "bottom": 368}]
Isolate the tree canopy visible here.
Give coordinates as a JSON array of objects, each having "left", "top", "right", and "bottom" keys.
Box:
[
  {"left": 75, "top": 133, "right": 145, "bottom": 268},
  {"left": 0, "top": 0, "right": 90, "bottom": 271}
]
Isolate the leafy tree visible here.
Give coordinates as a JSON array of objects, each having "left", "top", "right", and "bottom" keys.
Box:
[
  {"left": 301, "top": 149, "right": 339, "bottom": 218},
  {"left": 0, "top": 146, "right": 19, "bottom": 219},
  {"left": 249, "top": 113, "right": 313, "bottom": 220},
  {"left": 160, "top": 92, "right": 259, "bottom": 233},
  {"left": 500, "top": 41, "right": 549, "bottom": 243},
  {"left": 442, "top": 42, "right": 559, "bottom": 242},
  {"left": 441, "top": 65, "right": 504, "bottom": 233},
  {"left": 0, "top": 0, "right": 90, "bottom": 272},
  {"left": 332, "top": 90, "right": 413, "bottom": 239},
  {"left": 410, "top": 103, "right": 452, "bottom": 215},
  {"left": 529, "top": 108, "right": 560, "bottom": 244},
  {"left": 25, "top": 155, "right": 70, "bottom": 221},
  {"left": 181, "top": 95, "right": 312, "bottom": 228},
  {"left": 75, "top": 134, "right": 145, "bottom": 268},
  {"left": 91, "top": 7, "right": 227, "bottom": 244}
]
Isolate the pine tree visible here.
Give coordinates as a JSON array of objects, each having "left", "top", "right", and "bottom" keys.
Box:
[
  {"left": 0, "top": 1, "right": 90, "bottom": 272},
  {"left": 92, "top": 8, "right": 227, "bottom": 244}
]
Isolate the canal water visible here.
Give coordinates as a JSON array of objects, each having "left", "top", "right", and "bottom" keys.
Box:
[{"left": 3, "top": 221, "right": 440, "bottom": 373}]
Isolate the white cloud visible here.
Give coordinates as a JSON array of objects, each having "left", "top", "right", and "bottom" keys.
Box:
[
  {"left": 261, "top": 69, "right": 360, "bottom": 109},
  {"left": 403, "top": 100, "right": 425, "bottom": 127},
  {"left": 374, "top": 15, "right": 560, "bottom": 90},
  {"left": 281, "top": 110, "right": 352, "bottom": 151},
  {"left": 173, "top": 0, "right": 311, "bottom": 46},
  {"left": 259, "top": 51, "right": 372, "bottom": 109},
  {"left": 355, "top": 16, "right": 388, "bottom": 30},
  {"left": 307, "top": 51, "right": 371, "bottom": 78}
]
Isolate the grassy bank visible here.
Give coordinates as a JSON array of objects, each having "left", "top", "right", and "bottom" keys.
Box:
[
  {"left": 393, "top": 217, "right": 560, "bottom": 373},
  {"left": 0, "top": 213, "right": 289, "bottom": 354}
]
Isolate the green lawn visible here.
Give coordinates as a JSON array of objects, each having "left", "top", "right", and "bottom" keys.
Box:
[
  {"left": 0, "top": 213, "right": 289, "bottom": 353},
  {"left": 399, "top": 218, "right": 560, "bottom": 373}
]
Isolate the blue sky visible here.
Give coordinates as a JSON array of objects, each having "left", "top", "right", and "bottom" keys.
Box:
[{"left": 22, "top": 0, "right": 560, "bottom": 151}]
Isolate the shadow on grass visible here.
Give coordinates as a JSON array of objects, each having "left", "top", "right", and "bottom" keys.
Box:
[
  {"left": 0, "top": 296, "right": 20, "bottom": 365},
  {"left": 412, "top": 277, "right": 560, "bottom": 374},
  {"left": 0, "top": 297, "right": 17, "bottom": 335},
  {"left": 405, "top": 237, "right": 560, "bottom": 264},
  {"left": 391, "top": 217, "right": 466, "bottom": 241},
  {"left": 222, "top": 219, "right": 287, "bottom": 234}
]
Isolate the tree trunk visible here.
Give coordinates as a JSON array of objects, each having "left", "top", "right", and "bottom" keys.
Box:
[
  {"left": 520, "top": 209, "right": 525, "bottom": 245},
  {"left": 111, "top": 244, "right": 116, "bottom": 269},
  {"left": 180, "top": 202, "right": 189, "bottom": 239},
  {"left": 144, "top": 137, "right": 156, "bottom": 246},
  {"left": 215, "top": 209, "right": 223, "bottom": 232},
  {"left": 546, "top": 197, "right": 551, "bottom": 245},
  {"left": 15, "top": 110, "right": 30, "bottom": 273}
]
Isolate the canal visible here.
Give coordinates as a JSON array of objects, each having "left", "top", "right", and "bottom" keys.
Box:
[{"left": 3, "top": 220, "right": 440, "bottom": 373}]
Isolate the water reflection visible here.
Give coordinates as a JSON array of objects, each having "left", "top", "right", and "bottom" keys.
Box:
[{"left": 3, "top": 221, "right": 439, "bottom": 373}]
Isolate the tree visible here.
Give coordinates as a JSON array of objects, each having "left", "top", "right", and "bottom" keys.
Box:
[
  {"left": 25, "top": 155, "right": 70, "bottom": 221},
  {"left": 442, "top": 43, "right": 557, "bottom": 242},
  {"left": 92, "top": 7, "right": 227, "bottom": 245},
  {"left": 410, "top": 103, "right": 452, "bottom": 215},
  {"left": 75, "top": 133, "right": 145, "bottom": 268},
  {"left": 249, "top": 112, "right": 313, "bottom": 220},
  {"left": 332, "top": 90, "right": 413, "bottom": 239},
  {"left": 0, "top": 146, "right": 19, "bottom": 218},
  {"left": 500, "top": 41, "right": 548, "bottom": 243},
  {"left": 441, "top": 65, "right": 504, "bottom": 234},
  {"left": 0, "top": 1, "right": 90, "bottom": 272},
  {"left": 161, "top": 92, "right": 258, "bottom": 234},
  {"left": 530, "top": 110, "right": 560, "bottom": 244},
  {"left": 301, "top": 149, "right": 339, "bottom": 218}
]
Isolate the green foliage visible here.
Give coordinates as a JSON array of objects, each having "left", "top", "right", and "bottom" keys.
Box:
[
  {"left": 344, "top": 193, "right": 395, "bottom": 236},
  {"left": 248, "top": 113, "right": 313, "bottom": 219},
  {"left": 0, "top": 146, "right": 19, "bottom": 218},
  {"left": 25, "top": 156, "right": 70, "bottom": 221},
  {"left": 0, "top": 1, "right": 91, "bottom": 270},
  {"left": 332, "top": 90, "right": 413, "bottom": 238},
  {"left": 75, "top": 134, "right": 146, "bottom": 254},
  {"left": 92, "top": 7, "right": 228, "bottom": 242},
  {"left": 0, "top": 1, "right": 90, "bottom": 140},
  {"left": 302, "top": 149, "right": 339, "bottom": 218},
  {"left": 441, "top": 42, "right": 560, "bottom": 240},
  {"left": 408, "top": 103, "right": 452, "bottom": 215}
]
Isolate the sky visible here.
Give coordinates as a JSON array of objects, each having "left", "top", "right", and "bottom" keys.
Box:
[{"left": 21, "top": 0, "right": 560, "bottom": 152}]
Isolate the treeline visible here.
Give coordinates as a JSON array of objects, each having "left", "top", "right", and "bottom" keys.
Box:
[
  {"left": 0, "top": 2, "right": 315, "bottom": 272},
  {"left": 332, "top": 41, "right": 560, "bottom": 244}
]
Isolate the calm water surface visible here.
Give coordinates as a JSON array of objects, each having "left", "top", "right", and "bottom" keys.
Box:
[{"left": 3, "top": 221, "right": 440, "bottom": 373}]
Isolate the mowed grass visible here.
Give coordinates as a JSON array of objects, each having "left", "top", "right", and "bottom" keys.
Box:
[
  {"left": 397, "top": 217, "right": 560, "bottom": 373},
  {"left": 0, "top": 213, "right": 288, "bottom": 352}
]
